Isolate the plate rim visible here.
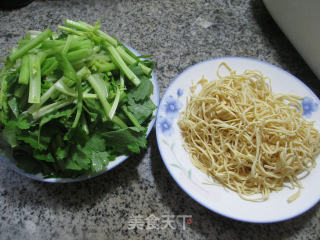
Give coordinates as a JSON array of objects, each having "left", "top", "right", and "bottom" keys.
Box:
[{"left": 156, "top": 56, "right": 320, "bottom": 223}]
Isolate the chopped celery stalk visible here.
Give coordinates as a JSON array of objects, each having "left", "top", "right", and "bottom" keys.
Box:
[
  {"left": 55, "top": 53, "right": 83, "bottom": 129},
  {"left": 58, "top": 26, "right": 85, "bottom": 36},
  {"left": 38, "top": 51, "right": 50, "bottom": 64},
  {"left": 81, "top": 115, "right": 89, "bottom": 135},
  {"left": 8, "top": 28, "right": 51, "bottom": 63},
  {"left": 116, "top": 46, "right": 152, "bottom": 75},
  {"left": 18, "top": 55, "right": 30, "bottom": 85},
  {"left": 65, "top": 19, "right": 117, "bottom": 46},
  {"left": 32, "top": 99, "right": 73, "bottom": 120},
  {"left": 54, "top": 81, "right": 76, "bottom": 97},
  {"left": 72, "top": 69, "right": 83, "bottom": 128},
  {"left": 106, "top": 44, "right": 140, "bottom": 86},
  {"left": 122, "top": 105, "right": 142, "bottom": 128},
  {"left": 86, "top": 74, "right": 127, "bottom": 128},
  {"left": 28, "top": 54, "right": 41, "bottom": 103},
  {"left": 26, "top": 67, "right": 90, "bottom": 114},
  {"left": 55, "top": 53, "right": 77, "bottom": 86},
  {"left": 93, "top": 46, "right": 100, "bottom": 53},
  {"left": 116, "top": 46, "right": 136, "bottom": 65},
  {"left": 86, "top": 74, "right": 110, "bottom": 113},
  {"left": 91, "top": 74, "right": 108, "bottom": 98},
  {"left": 26, "top": 78, "right": 60, "bottom": 114},
  {"left": 83, "top": 93, "right": 97, "bottom": 99},
  {"left": 120, "top": 71, "right": 125, "bottom": 89},
  {"left": 138, "top": 63, "right": 152, "bottom": 76},
  {"left": 92, "top": 54, "right": 111, "bottom": 62},
  {"left": 96, "top": 30, "right": 117, "bottom": 47},
  {"left": 94, "top": 62, "right": 117, "bottom": 72},
  {"left": 41, "top": 57, "right": 58, "bottom": 76},
  {"left": 65, "top": 19, "right": 90, "bottom": 32},
  {"left": 41, "top": 38, "right": 92, "bottom": 51},
  {"left": 62, "top": 35, "right": 73, "bottom": 54},
  {"left": 109, "top": 86, "right": 120, "bottom": 119},
  {"left": 54, "top": 81, "right": 97, "bottom": 99},
  {"left": 41, "top": 40, "right": 64, "bottom": 49},
  {"left": 67, "top": 49, "right": 92, "bottom": 63}
]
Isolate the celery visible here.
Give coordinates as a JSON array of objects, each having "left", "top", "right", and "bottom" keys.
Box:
[
  {"left": 86, "top": 74, "right": 127, "bottom": 128},
  {"left": 67, "top": 49, "right": 92, "bottom": 63},
  {"left": 32, "top": 99, "right": 74, "bottom": 120},
  {"left": 109, "top": 86, "right": 120, "bottom": 119},
  {"left": 41, "top": 57, "right": 58, "bottom": 76},
  {"left": 28, "top": 54, "right": 41, "bottom": 103},
  {"left": 18, "top": 55, "right": 30, "bottom": 85},
  {"left": 0, "top": 19, "right": 156, "bottom": 177},
  {"left": 65, "top": 19, "right": 117, "bottom": 46},
  {"left": 116, "top": 46, "right": 152, "bottom": 75},
  {"left": 8, "top": 28, "right": 51, "bottom": 64},
  {"left": 122, "top": 105, "right": 142, "bottom": 128},
  {"left": 106, "top": 44, "right": 140, "bottom": 86}
]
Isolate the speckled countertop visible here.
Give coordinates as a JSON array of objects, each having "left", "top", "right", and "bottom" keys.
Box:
[{"left": 0, "top": 0, "right": 319, "bottom": 239}]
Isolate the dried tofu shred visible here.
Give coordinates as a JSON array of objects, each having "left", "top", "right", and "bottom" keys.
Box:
[{"left": 178, "top": 62, "right": 320, "bottom": 202}]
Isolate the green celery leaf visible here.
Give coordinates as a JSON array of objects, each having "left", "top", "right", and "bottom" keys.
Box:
[
  {"left": 33, "top": 151, "right": 55, "bottom": 162},
  {"left": 69, "top": 134, "right": 108, "bottom": 171},
  {"left": 91, "top": 151, "right": 110, "bottom": 173},
  {"left": 101, "top": 127, "right": 147, "bottom": 154},
  {"left": 8, "top": 97, "right": 19, "bottom": 118},
  {"left": 63, "top": 126, "right": 89, "bottom": 145},
  {"left": 56, "top": 146, "right": 69, "bottom": 161},
  {"left": 127, "top": 77, "right": 153, "bottom": 103},
  {"left": 6, "top": 115, "right": 33, "bottom": 130},
  {"left": 129, "top": 65, "right": 144, "bottom": 78},
  {"left": 40, "top": 107, "right": 76, "bottom": 128},
  {"left": 65, "top": 159, "right": 82, "bottom": 171},
  {"left": 127, "top": 98, "right": 156, "bottom": 124},
  {"left": 0, "top": 74, "right": 9, "bottom": 124},
  {"left": 17, "top": 135, "right": 48, "bottom": 151},
  {"left": 82, "top": 133, "right": 106, "bottom": 152},
  {"left": 71, "top": 144, "right": 90, "bottom": 170},
  {"left": 83, "top": 98, "right": 105, "bottom": 122},
  {"left": 1, "top": 127, "right": 17, "bottom": 147},
  {"left": 17, "top": 130, "right": 51, "bottom": 151}
]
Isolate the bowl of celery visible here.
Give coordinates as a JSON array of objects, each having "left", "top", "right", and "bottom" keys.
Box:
[{"left": 0, "top": 20, "right": 159, "bottom": 182}]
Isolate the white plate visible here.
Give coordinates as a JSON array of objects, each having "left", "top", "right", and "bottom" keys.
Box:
[{"left": 156, "top": 56, "right": 320, "bottom": 223}]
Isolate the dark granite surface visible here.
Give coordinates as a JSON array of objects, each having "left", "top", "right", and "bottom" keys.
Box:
[{"left": 0, "top": 0, "right": 319, "bottom": 239}]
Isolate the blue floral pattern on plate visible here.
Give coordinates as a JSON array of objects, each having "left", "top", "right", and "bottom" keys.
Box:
[
  {"left": 157, "top": 87, "right": 207, "bottom": 191},
  {"left": 157, "top": 116, "right": 173, "bottom": 136},
  {"left": 302, "top": 96, "right": 319, "bottom": 117},
  {"left": 157, "top": 88, "right": 183, "bottom": 136}
]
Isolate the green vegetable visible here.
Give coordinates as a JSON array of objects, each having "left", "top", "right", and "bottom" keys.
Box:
[
  {"left": 0, "top": 19, "right": 156, "bottom": 178},
  {"left": 7, "top": 28, "right": 52, "bottom": 64},
  {"left": 28, "top": 54, "right": 41, "bottom": 103}
]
